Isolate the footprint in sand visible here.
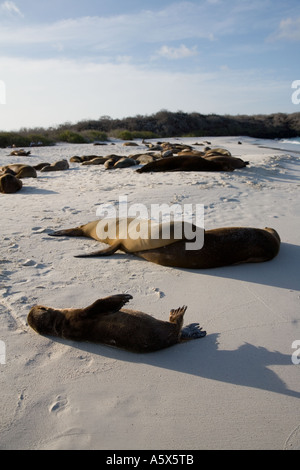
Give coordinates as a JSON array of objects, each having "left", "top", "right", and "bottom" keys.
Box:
[{"left": 49, "top": 395, "right": 69, "bottom": 414}]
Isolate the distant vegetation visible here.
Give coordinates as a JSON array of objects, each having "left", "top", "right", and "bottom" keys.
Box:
[{"left": 1, "top": 110, "right": 300, "bottom": 147}]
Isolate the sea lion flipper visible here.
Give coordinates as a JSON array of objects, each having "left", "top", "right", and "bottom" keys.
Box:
[
  {"left": 84, "top": 294, "right": 133, "bottom": 316},
  {"left": 49, "top": 228, "right": 84, "bottom": 237},
  {"left": 180, "top": 323, "right": 206, "bottom": 340},
  {"left": 74, "top": 243, "right": 121, "bottom": 258}
]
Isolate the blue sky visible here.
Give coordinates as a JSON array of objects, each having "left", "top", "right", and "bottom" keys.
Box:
[{"left": 0, "top": 0, "right": 299, "bottom": 131}]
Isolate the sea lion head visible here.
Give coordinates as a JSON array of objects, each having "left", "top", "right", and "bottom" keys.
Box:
[{"left": 27, "top": 305, "right": 65, "bottom": 336}]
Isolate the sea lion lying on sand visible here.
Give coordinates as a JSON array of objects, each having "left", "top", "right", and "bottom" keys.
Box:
[
  {"left": 9, "top": 149, "right": 31, "bottom": 156},
  {"left": 0, "top": 173, "right": 23, "bottom": 193},
  {"left": 27, "top": 294, "right": 206, "bottom": 353},
  {"left": 49, "top": 218, "right": 280, "bottom": 268},
  {"left": 136, "top": 155, "right": 233, "bottom": 173},
  {"left": 0, "top": 164, "right": 37, "bottom": 178},
  {"left": 203, "top": 155, "right": 249, "bottom": 169},
  {"left": 40, "top": 159, "right": 69, "bottom": 172}
]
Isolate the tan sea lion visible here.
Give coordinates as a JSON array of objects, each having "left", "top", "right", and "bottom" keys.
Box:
[
  {"left": 136, "top": 155, "right": 233, "bottom": 173},
  {"left": 50, "top": 218, "right": 188, "bottom": 256},
  {"left": 0, "top": 164, "right": 37, "bottom": 178},
  {"left": 205, "top": 148, "right": 232, "bottom": 157},
  {"left": 27, "top": 294, "right": 206, "bottom": 353},
  {"left": 40, "top": 160, "right": 69, "bottom": 172},
  {"left": 107, "top": 157, "right": 138, "bottom": 169},
  {"left": 134, "top": 154, "right": 160, "bottom": 164},
  {"left": 0, "top": 173, "right": 23, "bottom": 193},
  {"left": 177, "top": 150, "right": 205, "bottom": 157},
  {"left": 123, "top": 142, "right": 139, "bottom": 146},
  {"left": 9, "top": 149, "right": 31, "bottom": 156},
  {"left": 49, "top": 219, "right": 280, "bottom": 268},
  {"left": 81, "top": 157, "right": 108, "bottom": 165},
  {"left": 203, "top": 155, "right": 249, "bottom": 169}
]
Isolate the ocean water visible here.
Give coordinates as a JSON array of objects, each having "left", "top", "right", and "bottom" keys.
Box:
[{"left": 279, "top": 137, "right": 300, "bottom": 144}]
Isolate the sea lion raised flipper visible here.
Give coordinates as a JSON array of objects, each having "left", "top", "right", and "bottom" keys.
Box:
[
  {"left": 180, "top": 323, "right": 206, "bottom": 339},
  {"left": 74, "top": 242, "right": 122, "bottom": 258},
  {"left": 83, "top": 294, "right": 133, "bottom": 316}
]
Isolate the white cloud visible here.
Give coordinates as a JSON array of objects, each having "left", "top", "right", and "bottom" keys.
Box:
[
  {"left": 0, "top": 55, "right": 293, "bottom": 131},
  {"left": 157, "top": 44, "right": 198, "bottom": 60},
  {"left": 0, "top": 3, "right": 223, "bottom": 52},
  {"left": 273, "top": 17, "right": 300, "bottom": 41},
  {"left": 0, "top": 1, "right": 23, "bottom": 17}
]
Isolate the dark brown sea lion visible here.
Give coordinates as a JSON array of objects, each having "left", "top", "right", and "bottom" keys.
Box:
[
  {"left": 49, "top": 219, "right": 280, "bottom": 268},
  {"left": 33, "top": 162, "right": 51, "bottom": 170},
  {"left": 136, "top": 155, "right": 233, "bottom": 173},
  {"left": 27, "top": 294, "right": 206, "bottom": 353},
  {"left": 0, "top": 173, "right": 23, "bottom": 193}
]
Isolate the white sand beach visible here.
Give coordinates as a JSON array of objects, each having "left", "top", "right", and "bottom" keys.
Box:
[{"left": 0, "top": 136, "right": 299, "bottom": 450}]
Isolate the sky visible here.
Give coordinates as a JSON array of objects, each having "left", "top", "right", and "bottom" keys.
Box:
[{"left": 0, "top": 0, "right": 300, "bottom": 131}]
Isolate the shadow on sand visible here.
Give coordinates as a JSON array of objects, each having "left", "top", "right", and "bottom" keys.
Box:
[
  {"left": 178, "top": 242, "right": 300, "bottom": 291},
  {"left": 51, "top": 332, "right": 300, "bottom": 400}
]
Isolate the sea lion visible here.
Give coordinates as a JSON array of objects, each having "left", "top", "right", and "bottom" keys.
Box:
[
  {"left": 49, "top": 219, "right": 280, "bottom": 268},
  {"left": 205, "top": 148, "right": 232, "bottom": 157},
  {"left": 81, "top": 157, "right": 108, "bottom": 165},
  {"left": 27, "top": 294, "right": 206, "bottom": 353},
  {"left": 40, "top": 160, "right": 69, "bottom": 172},
  {"left": 9, "top": 149, "right": 31, "bottom": 156},
  {"left": 106, "top": 157, "right": 138, "bottom": 169},
  {"left": 177, "top": 150, "right": 205, "bottom": 157},
  {"left": 123, "top": 142, "right": 139, "bottom": 146},
  {"left": 33, "top": 162, "right": 51, "bottom": 170},
  {"left": 134, "top": 154, "right": 160, "bottom": 164},
  {"left": 203, "top": 155, "right": 249, "bottom": 169},
  {"left": 50, "top": 218, "right": 188, "bottom": 256},
  {"left": 0, "top": 173, "right": 23, "bottom": 193},
  {"left": 0, "top": 164, "right": 37, "bottom": 178},
  {"left": 136, "top": 155, "right": 233, "bottom": 173}
]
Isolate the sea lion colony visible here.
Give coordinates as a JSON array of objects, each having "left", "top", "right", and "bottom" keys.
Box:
[
  {"left": 0, "top": 141, "right": 248, "bottom": 193},
  {"left": 1, "top": 139, "right": 281, "bottom": 351}
]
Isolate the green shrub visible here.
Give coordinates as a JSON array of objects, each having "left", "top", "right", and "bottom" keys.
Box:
[
  {"left": 27, "top": 134, "right": 54, "bottom": 146},
  {"left": 56, "top": 130, "right": 87, "bottom": 143},
  {"left": 0, "top": 132, "right": 31, "bottom": 148},
  {"left": 80, "top": 130, "right": 108, "bottom": 142}
]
